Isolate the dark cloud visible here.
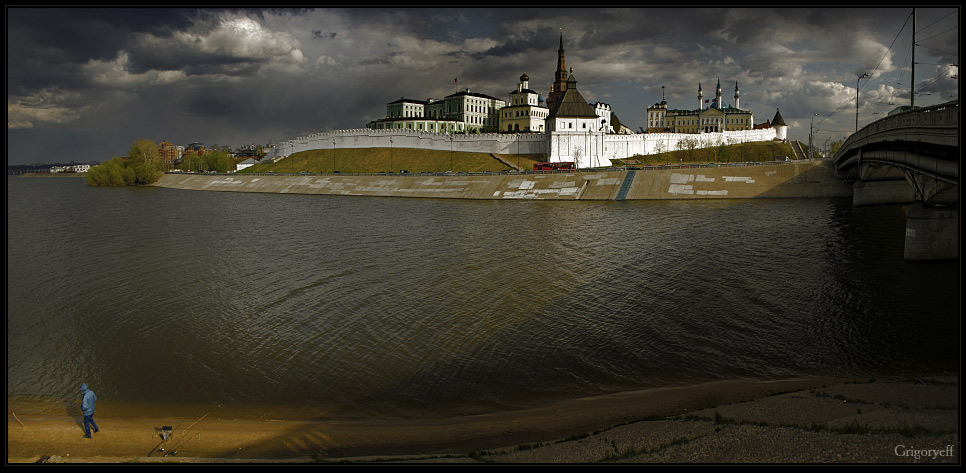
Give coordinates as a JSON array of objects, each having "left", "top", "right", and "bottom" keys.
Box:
[
  {"left": 312, "top": 30, "right": 337, "bottom": 40},
  {"left": 6, "top": 7, "right": 959, "bottom": 165}
]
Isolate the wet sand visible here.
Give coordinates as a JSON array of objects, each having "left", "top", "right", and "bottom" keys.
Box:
[{"left": 7, "top": 374, "right": 958, "bottom": 463}]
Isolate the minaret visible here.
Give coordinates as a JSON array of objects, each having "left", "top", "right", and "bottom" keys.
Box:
[
  {"left": 698, "top": 82, "right": 703, "bottom": 110},
  {"left": 734, "top": 81, "right": 740, "bottom": 110},
  {"left": 715, "top": 78, "right": 722, "bottom": 109}
]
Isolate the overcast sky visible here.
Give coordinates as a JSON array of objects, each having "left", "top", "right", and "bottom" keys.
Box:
[{"left": 7, "top": 7, "right": 960, "bottom": 165}]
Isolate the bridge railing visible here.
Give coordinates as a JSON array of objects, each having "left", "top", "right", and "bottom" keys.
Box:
[{"left": 834, "top": 100, "right": 958, "bottom": 163}]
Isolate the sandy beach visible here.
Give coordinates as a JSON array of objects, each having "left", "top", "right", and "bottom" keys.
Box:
[{"left": 7, "top": 374, "right": 958, "bottom": 464}]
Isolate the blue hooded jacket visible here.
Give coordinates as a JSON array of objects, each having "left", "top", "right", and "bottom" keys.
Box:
[{"left": 79, "top": 383, "right": 97, "bottom": 416}]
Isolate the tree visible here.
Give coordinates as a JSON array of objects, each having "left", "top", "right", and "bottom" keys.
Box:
[
  {"left": 715, "top": 139, "right": 730, "bottom": 162},
  {"left": 828, "top": 139, "right": 844, "bottom": 157},
  {"left": 85, "top": 157, "right": 136, "bottom": 186},
  {"left": 204, "top": 150, "right": 233, "bottom": 173},
  {"left": 677, "top": 136, "right": 699, "bottom": 162},
  {"left": 127, "top": 138, "right": 159, "bottom": 166},
  {"left": 126, "top": 139, "right": 161, "bottom": 184},
  {"left": 654, "top": 140, "right": 666, "bottom": 164}
]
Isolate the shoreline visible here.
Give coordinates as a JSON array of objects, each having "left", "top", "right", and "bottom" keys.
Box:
[
  {"left": 14, "top": 172, "right": 86, "bottom": 177},
  {"left": 7, "top": 374, "right": 958, "bottom": 463},
  {"left": 151, "top": 160, "right": 852, "bottom": 200}
]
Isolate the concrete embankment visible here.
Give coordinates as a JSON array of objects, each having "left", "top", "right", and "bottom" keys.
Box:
[{"left": 154, "top": 160, "right": 851, "bottom": 200}]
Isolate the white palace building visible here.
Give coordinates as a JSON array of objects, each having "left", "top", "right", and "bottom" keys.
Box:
[{"left": 267, "top": 34, "right": 787, "bottom": 168}]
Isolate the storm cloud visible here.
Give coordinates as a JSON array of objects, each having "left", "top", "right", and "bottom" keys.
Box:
[{"left": 7, "top": 7, "right": 959, "bottom": 165}]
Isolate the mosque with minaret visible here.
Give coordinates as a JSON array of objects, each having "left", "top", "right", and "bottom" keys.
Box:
[{"left": 646, "top": 79, "right": 754, "bottom": 134}]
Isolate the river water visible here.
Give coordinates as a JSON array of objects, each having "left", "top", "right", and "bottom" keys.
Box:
[{"left": 6, "top": 176, "right": 959, "bottom": 419}]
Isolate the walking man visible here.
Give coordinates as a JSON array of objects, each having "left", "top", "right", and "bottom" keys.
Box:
[{"left": 79, "top": 383, "right": 99, "bottom": 438}]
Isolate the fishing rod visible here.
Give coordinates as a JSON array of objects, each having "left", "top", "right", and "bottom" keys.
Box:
[{"left": 151, "top": 411, "right": 211, "bottom": 457}]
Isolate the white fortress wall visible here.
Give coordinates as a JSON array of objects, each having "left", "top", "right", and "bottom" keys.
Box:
[
  {"left": 552, "top": 128, "right": 780, "bottom": 167},
  {"left": 267, "top": 128, "right": 548, "bottom": 159},
  {"left": 266, "top": 127, "right": 781, "bottom": 168}
]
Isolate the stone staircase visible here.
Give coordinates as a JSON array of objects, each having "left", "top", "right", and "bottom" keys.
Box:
[{"left": 490, "top": 153, "right": 523, "bottom": 171}]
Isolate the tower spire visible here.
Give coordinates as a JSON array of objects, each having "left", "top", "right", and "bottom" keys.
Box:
[{"left": 547, "top": 29, "right": 569, "bottom": 110}]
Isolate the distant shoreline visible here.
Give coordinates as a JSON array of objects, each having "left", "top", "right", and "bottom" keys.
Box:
[{"left": 16, "top": 172, "right": 86, "bottom": 178}]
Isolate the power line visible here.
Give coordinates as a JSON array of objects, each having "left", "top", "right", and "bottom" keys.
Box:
[
  {"left": 915, "top": 8, "right": 957, "bottom": 33},
  {"left": 917, "top": 44, "right": 958, "bottom": 57},
  {"left": 859, "top": 10, "right": 912, "bottom": 94},
  {"left": 917, "top": 25, "right": 958, "bottom": 44}
]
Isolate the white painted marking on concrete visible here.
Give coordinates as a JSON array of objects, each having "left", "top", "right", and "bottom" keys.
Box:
[
  {"left": 670, "top": 173, "right": 694, "bottom": 184},
  {"left": 696, "top": 189, "right": 729, "bottom": 195},
  {"left": 765, "top": 171, "right": 777, "bottom": 176},
  {"left": 493, "top": 191, "right": 501, "bottom": 197},
  {"left": 596, "top": 178, "right": 620, "bottom": 186},
  {"left": 519, "top": 180, "right": 535, "bottom": 190},
  {"left": 723, "top": 176, "right": 755, "bottom": 183},
  {"left": 695, "top": 175, "right": 715, "bottom": 182},
  {"left": 667, "top": 184, "right": 695, "bottom": 194}
]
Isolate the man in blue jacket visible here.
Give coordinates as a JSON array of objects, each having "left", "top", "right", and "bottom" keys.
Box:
[{"left": 79, "top": 383, "right": 99, "bottom": 438}]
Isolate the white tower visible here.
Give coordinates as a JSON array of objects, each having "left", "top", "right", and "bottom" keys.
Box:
[
  {"left": 715, "top": 78, "right": 722, "bottom": 109},
  {"left": 734, "top": 81, "right": 740, "bottom": 110},
  {"left": 697, "top": 82, "right": 703, "bottom": 110}
]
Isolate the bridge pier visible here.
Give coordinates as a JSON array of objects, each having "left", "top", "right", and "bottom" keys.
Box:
[
  {"left": 904, "top": 203, "right": 959, "bottom": 261},
  {"left": 852, "top": 180, "right": 917, "bottom": 206}
]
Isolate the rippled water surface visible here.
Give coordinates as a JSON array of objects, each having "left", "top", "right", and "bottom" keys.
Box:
[{"left": 6, "top": 176, "right": 959, "bottom": 418}]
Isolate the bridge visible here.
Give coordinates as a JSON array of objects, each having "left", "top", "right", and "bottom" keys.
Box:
[{"left": 832, "top": 100, "right": 959, "bottom": 260}]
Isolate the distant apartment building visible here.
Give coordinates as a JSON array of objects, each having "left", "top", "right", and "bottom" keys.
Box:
[
  {"left": 182, "top": 142, "right": 212, "bottom": 157},
  {"left": 233, "top": 144, "right": 261, "bottom": 158},
  {"left": 49, "top": 163, "right": 90, "bottom": 173},
  {"left": 158, "top": 141, "right": 180, "bottom": 169}
]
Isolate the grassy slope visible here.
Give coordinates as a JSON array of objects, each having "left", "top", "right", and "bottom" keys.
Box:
[
  {"left": 240, "top": 148, "right": 547, "bottom": 174},
  {"left": 612, "top": 141, "right": 797, "bottom": 166},
  {"left": 239, "top": 140, "right": 795, "bottom": 173}
]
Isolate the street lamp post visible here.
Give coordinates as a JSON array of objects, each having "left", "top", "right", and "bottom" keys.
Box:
[
  {"left": 856, "top": 73, "right": 870, "bottom": 132},
  {"left": 332, "top": 139, "right": 336, "bottom": 173},
  {"left": 389, "top": 138, "right": 393, "bottom": 173},
  {"left": 808, "top": 113, "right": 819, "bottom": 159}
]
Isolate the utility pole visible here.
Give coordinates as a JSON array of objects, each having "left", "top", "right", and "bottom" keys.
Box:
[
  {"left": 809, "top": 113, "right": 819, "bottom": 159},
  {"left": 911, "top": 8, "right": 916, "bottom": 110},
  {"left": 856, "top": 73, "right": 870, "bottom": 132}
]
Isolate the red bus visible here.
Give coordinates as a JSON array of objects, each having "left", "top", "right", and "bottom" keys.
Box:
[{"left": 533, "top": 162, "right": 576, "bottom": 171}]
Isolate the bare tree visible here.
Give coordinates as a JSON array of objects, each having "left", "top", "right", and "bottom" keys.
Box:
[
  {"left": 654, "top": 140, "right": 666, "bottom": 164},
  {"left": 677, "top": 136, "right": 699, "bottom": 162}
]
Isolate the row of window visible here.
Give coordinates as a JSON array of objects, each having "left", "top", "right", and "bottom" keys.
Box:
[
  {"left": 650, "top": 117, "right": 751, "bottom": 127},
  {"left": 503, "top": 109, "right": 548, "bottom": 118},
  {"left": 388, "top": 99, "right": 505, "bottom": 119}
]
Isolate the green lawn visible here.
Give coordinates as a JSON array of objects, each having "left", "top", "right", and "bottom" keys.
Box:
[
  {"left": 240, "top": 148, "right": 547, "bottom": 174},
  {"left": 611, "top": 141, "right": 798, "bottom": 166}
]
